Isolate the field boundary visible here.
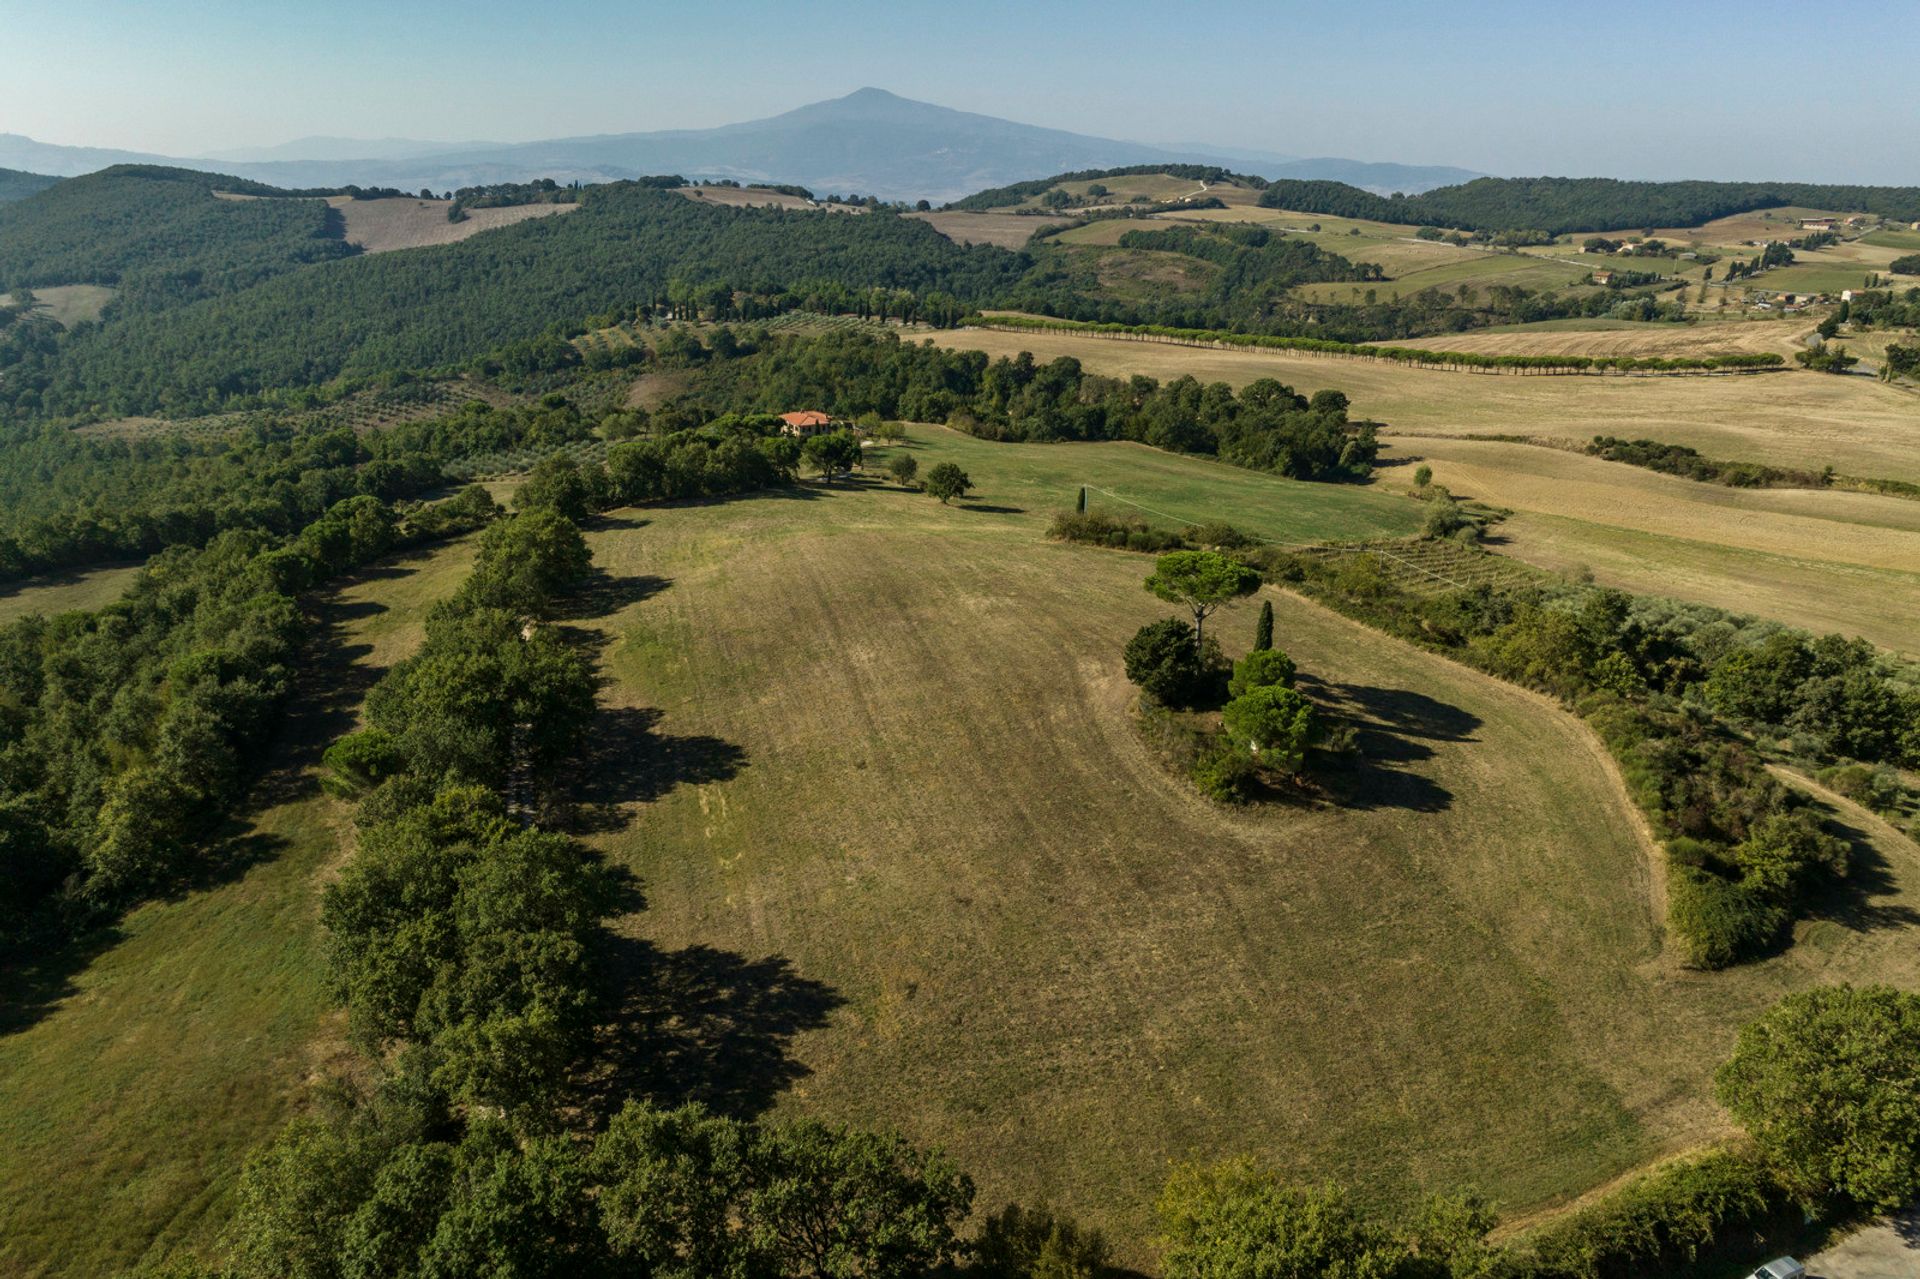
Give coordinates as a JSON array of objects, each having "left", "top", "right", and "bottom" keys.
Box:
[{"left": 969, "top": 316, "right": 1788, "bottom": 377}]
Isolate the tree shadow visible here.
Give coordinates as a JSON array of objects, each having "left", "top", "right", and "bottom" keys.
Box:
[
  {"left": 565, "top": 706, "right": 748, "bottom": 833},
  {"left": 582, "top": 935, "right": 844, "bottom": 1122},
  {"left": 0, "top": 922, "right": 126, "bottom": 1037},
  {"left": 1296, "top": 677, "right": 1478, "bottom": 813},
  {"left": 1798, "top": 807, "right": 1920, "bottom": 935},
  {"left": 552, "top": 569, "right": 670, "bottom": 623},
  {"left": 960, "top": 503, "right": 1025, "bottom": 515}
]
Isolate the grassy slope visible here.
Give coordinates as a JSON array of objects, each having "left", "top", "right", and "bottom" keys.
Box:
[
  {"left": 570, "top": 429, "right": 1920, "bottom": 1259},
  {"left": 0, "top": 562, "right": 144, "bottom": 625},
  {"left": 0, "top": 537, "right": 476, "bottom": 1279},
  {"left": 1376, "top": 436, "right": 1920, "bottom": 653}
]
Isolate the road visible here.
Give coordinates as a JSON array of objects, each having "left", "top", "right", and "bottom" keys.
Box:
[{"left": 1807, "top": 1209, "right": 1920, "bottom": 1279}]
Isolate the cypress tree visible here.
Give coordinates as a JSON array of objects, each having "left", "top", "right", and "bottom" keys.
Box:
[
  {"left": 1077, "top": 486, "right": 1087, "bottom": 513},
  {"left": 1254, "top": 598, "right": 1273, "bottom": 651}
]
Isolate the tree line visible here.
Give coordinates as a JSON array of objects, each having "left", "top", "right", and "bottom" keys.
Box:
[{"left": 1259, "top": 174, "right": 1920, "bottom": 235}]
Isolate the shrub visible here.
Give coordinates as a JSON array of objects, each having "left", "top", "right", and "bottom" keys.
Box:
[
  {"left": 1412, "top": 463, "right": 1433, "bottom": 488},
  {"left": 972, "top": 1202, "right": 1113, "bottom": 1278},
  {"left": 322, "top": 728, "right": 406, "bottom": 792},
  {"left": 1191, "top": 740, "right": 1257, "bottom": 805},
  {"left": 1222, "top": 686, "right": 1317, "bottom": 774},
  {"left": 887, "top": 453, "right": 919, "bottom": 487},
  {"left": 1667, "top": 865, "right": 1785, "bottom": 968},
  {"left": 1228, "top": 647, "right": 1297, "bottom": 698},
  {"left": 1124, "top": 619, "right": 1206, "bottom": 708}
]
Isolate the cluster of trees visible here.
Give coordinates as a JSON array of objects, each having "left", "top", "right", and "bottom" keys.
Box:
[
  {"left": 0, "top": 165, "right": 355, "bottom": 314},
  {"left": 1796, "top": 342, "right": 1860, "bottom": 373},
  {"left": 1586, "top": 436, "right": 1833, "bottom": 489},
  {"left": 1123, "top": 555, "right": 1327, "bottom": 803},
  {"left": 1259, "top": 175, "right": 1920, "bottom": 235},
  {"left": 1889, "top": 253, "right": 1920, "bottom": 275},
  {"left": 1724, "top": 241, "right": 1797, "bottom": 281},
  {"left": 0, "top": 486, "right": 498, "bottom": 952},
  {"left": 445, "top": 177, "right": 579, "bottom": 222},
  {"left": 672, "top": 330, "right": 1381, "bottom": 481}
]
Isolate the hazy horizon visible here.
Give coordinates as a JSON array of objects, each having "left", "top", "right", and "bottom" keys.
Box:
[{"left": 6, "top": 0, "right": 1919, "bottom": 184}]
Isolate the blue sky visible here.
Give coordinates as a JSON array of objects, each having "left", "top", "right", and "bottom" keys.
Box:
[{"left": 4, "top": 0, "right": 1916, "bottom": 182}]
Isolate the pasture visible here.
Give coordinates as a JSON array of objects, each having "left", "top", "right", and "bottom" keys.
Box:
[
  {"left": 1372, "top": 317, "right": 1812, "bottom": 360},
  {"left": 0, "top": 562, "right": 142, "bottom": 625},
  {"left": 1380, "top": 436, "right": 1920, "bottom": 653},
  {"left": 934, "top": 325, "right": 1920, "bottom": 481},
  {"left": 907, "top": 210, "right": 1062, "bottom": 248},
  {"left": 6, "top": 283, "right": 117, "bottom": 327},
  {"left": 568, "top": 431, "right": 1920, "bottom": 1256},
  {"left": 0, "top": 537, "right": 478, "bottom": 1279},
  {"left": 331, "top": 196, "right": 574, "bottom": 253}
]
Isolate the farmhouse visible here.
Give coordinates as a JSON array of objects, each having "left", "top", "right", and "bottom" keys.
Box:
[
  {"left": 1591, "top": 269, "right": 1615, "bottom": 285},
  {"left": 778, "top": 410, "right": 839, "bottom": 438}
]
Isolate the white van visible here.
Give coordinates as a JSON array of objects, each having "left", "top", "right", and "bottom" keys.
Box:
[{"left": 1747, "top": 1259, "right": 1806, "bottom": 1279}]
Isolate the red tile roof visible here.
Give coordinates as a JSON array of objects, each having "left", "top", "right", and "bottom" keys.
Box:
[{"left": 779, "top": 411, "right": 833, "bottom": 427}]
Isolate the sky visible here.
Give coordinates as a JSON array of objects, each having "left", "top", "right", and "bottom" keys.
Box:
[{"left": 3, "top": 0, "right": 1917, "bottom": 183}]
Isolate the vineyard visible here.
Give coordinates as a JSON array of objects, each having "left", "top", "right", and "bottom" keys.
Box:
[
  {"left": 1298, "top": 537, "right": 1551, "bottom": 596},
  {"left": 76, "top": 380, "right": 502, "bottom": 442}
]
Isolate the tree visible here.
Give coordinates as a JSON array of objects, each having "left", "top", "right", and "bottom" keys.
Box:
[
  {"left": 802, "top": 430, "right": 861, "bottom": 485},
  {"left": 1123, "top": 618, "right": 1207, "bottom": 707},
  {"left": 925, "top": 462, "right": 973, "bottom": 504},
  {"left": 1229, "top": 647, "right": 1296, "bottom": 699},
  {"left": 1158, "top": 1161, "right": 1409, "bottom": 1279},
  {"left": 1716, "top": 985, "right": 1920, "bottom": 1210},
  {"left": 1796, "top": 344, "right": 1859, "bottom": 374},
  {"left": 1253, "top": 599, "right": 1274, "bottom": 651},
  {"left": 886, "top": 454, "right": 919, "bottom": 488},
  {"left": 1412, "top": 463, "right": 1433, "bottom": 489},
  {"left": 973, "top": 1201, "right": 1111, "bottom": 1279},
  {"left": 1144, "top": 551, "right": 1260, "bottom": 650},
  {"left": 1222, "top": 686, "right": 1318, "bottom": 774}
]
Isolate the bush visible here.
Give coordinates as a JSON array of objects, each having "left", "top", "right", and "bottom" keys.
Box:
[
  {"left": 1228, "top": 647, "right": 1297, "bottom": 698},
  {"left": 322, "top": 728, "right": 406, "bottom": 792},
  {"left": 1124, "top": 619, "right": 1207, "bottom": 708},
  {"left": 1667, "top": 865, "right": 1785, "bottom": 969},
  {"left": 972, "top": 1202, "right": 1113, "bottom": 1278},
  {"left": 1222, "top": 686, "right": 1318, "bottom": 774},
  {"left": 1191, "top": 740, "right": 1257, "bottom": 805},
  {"left": 887, "top": 454, "right": 919, "bottom": 487}
]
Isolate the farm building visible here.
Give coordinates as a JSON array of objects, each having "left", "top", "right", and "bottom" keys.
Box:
[
  {"left": 778, "top": 410, "right": 839, "bottom": 438},
  {"left": 1800, "top": 217, "right": 1837, "bottom": 231},
  {"left": 1591, "top": 270, "right": 1615, "bottom": 285}
]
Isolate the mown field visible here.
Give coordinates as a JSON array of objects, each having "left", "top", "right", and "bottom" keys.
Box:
[
  {"left": 0, "top": 536, "right": 478, "bottom": 1279},
  {"left": 0, "top": 562, "right": 144, "bottom": 625},
  {"left": 934, "top": 325, "right": 1920, "bottom": 481},
  {"left": 1379, "top": 436, "right": 1920, "bottom": 653},
  {"left": 1373, "top": 317, "right": 1811, "bottom": 360},
  {"left": 570, "top": 430, "right": 1920, "bottom": 1257},
  {"left": 908, "top": 210, "right": 1064, "bottom": 248},
  {"left": 332, "top": 196, "right": 574, "bottom": 254},
  {"left": 5, "top": 282, "right": 117, "bottom": 327}
]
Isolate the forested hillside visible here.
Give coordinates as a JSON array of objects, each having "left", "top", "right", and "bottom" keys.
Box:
[
  {"left": 1, "top": 182, "right": 1022, "bottom": 417},
  {"left": 0, "top": 166, "right": 355, "bottom": 312},
  {"left": 1258, "top": 175, "right": 1920, "bottom": 233},
  {"left": 0, "top": 168, "right": 58, "bottom": 203},
  {"left": 944, "top": 163, "right": 1265, "bottom": 210}
]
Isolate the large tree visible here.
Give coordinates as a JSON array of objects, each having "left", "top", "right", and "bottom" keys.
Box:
[
  {"left": 1716, "top": 984, "right": 1920, "bottom": 1210},
  {"left": 1222, "top": 686, "right": 1318, "bottom": 774},
  {"left": 1144, "top": 551, "right": 1261, "bottom": 650}
]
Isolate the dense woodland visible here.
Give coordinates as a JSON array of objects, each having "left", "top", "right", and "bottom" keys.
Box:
[
  {"left": 0, "top": 166, "right": 356, "bottom": 312},
  {"left": 1257, "top": 175, "right": 1920, "bottom": 234},
  {"left": 0, "top": 167, "right": 59, "bottom": 203}
]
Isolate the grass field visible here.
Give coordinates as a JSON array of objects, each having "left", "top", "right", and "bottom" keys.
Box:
[
  {"left": 1380, "top": 436, "right": 1920, "bottom": 652},
  {"left": 565, "top": 432, "right": 1920, "bottom": 1259},
  {"left": 1370, "top": 318, "right": 1811, "bottom": 360},
  {"left": 4, "top": 283, "right": 117, "bottom": 327},
  {"left": 333, "top": 196, "right": 574, "bottom": 253},
  {"left": 935, "top": 326, "right": 1920, "bottom": 481},
  {"left": 1294, "top": 251, "right": 1590, "bottom": 303},
  {"left": 0, "top": 537, "right": 477, "bottom": 1279},
  {"left": 0, "top": 562, "right": 143, "bottom": 625},
  {"left": 908, "top": 210, "right": 1064, "bottom": 248}
]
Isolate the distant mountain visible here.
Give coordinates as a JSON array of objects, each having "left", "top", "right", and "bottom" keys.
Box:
[
  {"left": 196, "top": 135, "right": 504, "bottom": 164},
  {"left": 0, "top": 90, "right": 1479, "bottom": 203},
  {"left": 1263, "top": 157, "right": 1482, "bottom": 196}
]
